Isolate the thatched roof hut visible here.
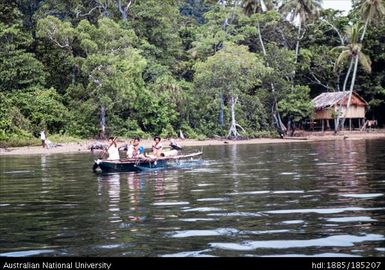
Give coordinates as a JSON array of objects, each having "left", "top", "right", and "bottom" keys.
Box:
[{"left": 311, "top": 91, "right": 368, "bottom": 130}]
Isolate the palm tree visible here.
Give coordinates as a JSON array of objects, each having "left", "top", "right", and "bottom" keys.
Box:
[
  {"left": 359, "top": 0, "right": 385, "bottom": 42},
  {"left": 333, "top": 24, "right": 372, "bottom": 131},
  {"left": 280, "top": 0, "right": 323, "bottom": 64},
  {"left": 334, "top": 0, "right": 384, "bottom": 131},
  {"left": 333, "top": 24, "right": 372, "bottom": 87},
  {"left": 279, "top": 0, "right": 322, "bottom": 134}
]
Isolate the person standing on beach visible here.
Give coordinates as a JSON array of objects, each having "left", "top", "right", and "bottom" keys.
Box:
[{"left": 40, "top": 129, "right": 47, "bottom": 148}]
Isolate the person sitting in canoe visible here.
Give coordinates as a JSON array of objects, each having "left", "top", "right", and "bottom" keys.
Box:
[
  {"left": 151, "top": 136, "right": 163, "bottom": 157},
  {"left": 126, "top": 140, "right": 134, "bottom": 158},
  {"left": 106, "top": 137, "right": 120, "bottom": 160},
  {"left": 130, "top": 137, "right": 145, "bottom": 159}
]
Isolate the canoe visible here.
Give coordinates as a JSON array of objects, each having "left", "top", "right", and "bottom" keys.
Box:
[{"left": 93, "top": 151, "right": 203, "bottom": 173}]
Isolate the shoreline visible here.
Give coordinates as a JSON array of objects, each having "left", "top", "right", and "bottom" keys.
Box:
[{"left": 1, "top": 131, "right": 385, "bottom": 156}]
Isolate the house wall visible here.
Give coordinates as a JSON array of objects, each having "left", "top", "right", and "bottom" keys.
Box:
[
  {"left": 339, "top": 105, "right": 366, "bottom": 118},
  {"left": 313, "top": 105, "right": 366, "bottom": 120},
  {"left": 313, "top": 109, "right": 333, "bottom": 119}
]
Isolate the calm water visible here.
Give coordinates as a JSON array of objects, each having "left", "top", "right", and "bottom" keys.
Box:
[{"left": 1, "top": 139, "right": 385, "bottom": 257}]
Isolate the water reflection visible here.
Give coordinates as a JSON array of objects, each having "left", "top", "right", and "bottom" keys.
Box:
[
  {"left": 1, "top": 139, "right": 385, "bottom": 256},
  {"left": 127, "top": 173, "right": 146, "bottom": 222}
]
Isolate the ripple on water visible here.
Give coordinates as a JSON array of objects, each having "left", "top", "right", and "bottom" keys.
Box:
[
  {"left": 161, "top": 249, "right": 215, "bottom": 257},
  {"left": 197, "top": 198, "right": 229, "bottom": 202},
  {"left": 272, "top": 190, "right": 304, "bottom": 194},
  {"left": 197, "top": 184, "right": 215, "bottom": 187},
  {"left": 2, "top": 170, "right": 34, "bottom": 174},
  {"left": 182, "top": 207, "right": 224, "bottom": 212},
  {"left": 179, "top": 218, "right": 217, "bottom": 222},
  {"left": 152, "top": 201, "right": 190, "bottom": 206},
  {"left": 209, "top": 234, "right": 385, "bottom": 251},
  {"left": 316, "top": 162, "right": 338, "bottom": 166},
  {"left": 339, "top": 193, "right": 384, "bottom": 199},
  {"left": 241, "top": 229, "right": 290, "bottom": 235},
  {"left": 207, "top": 211, "right": 263, "bottom": 217},
  {"left": 264, "top": 207, "right": 385, "bottom": 215},
  {"left": 226, "top": 190, "right": 305, "bottom": 196},
  {"left": 170, "top": 228, "right": 239, "bottom": 238},
  {"left": 281, "top": 220, "right": 305, "bottom": 225},
  {"left": 192, "top": 168, "right": 222, "bottom": 173},
  {"left": 96, "top": 244, "right": 123, "bottom": 249},
  {"left": 227, "top": 191, "right": 270, "bottom": 196},
  {"left": 2, "top": 140, "right": 385, "bottom": 257},
  {"left": 0, "top": 249, "right": 55, "bottom": 257},
  {"left": 325, "top": 216, "right": 377, "bottom": 223}
]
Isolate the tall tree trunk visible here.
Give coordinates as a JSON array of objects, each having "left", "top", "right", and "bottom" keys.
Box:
[
  {"left": 294, "top": 22, "right": 302, "bottom": 65},
  {"left": 342, "top": 59, "right": 354, "bottom": 92},
  {"left": 341, "top": 56, "right": 359, "bottom": 128},
  {"left": 257, "top": 21, "right": 267, "bottom": 55},
  {"left": 99, "top": 105, "right": 106, "bottom": 139},
  {"left": 339, "top": 17, "right": 369, "bottom": 130},
  {"left": 360, "top": 18, "right": 369, "bottom": 42},
  {"left": 335, "top": 58, "right": 354, "bottom": 133},
  {"left": 116, "top": 0, "right": 131, "bottom": 20},
  {"left": 321, "top": 18, "right": 345, "bottom": 45},
  {"left": 257, "top": 20, "right": 286, "bottom": 135},
  {"left": 120, "top": 11, "right": 128, "bottom": 20},
  {"left": 227, "top": 95, "right": 239, "bottom": 138},
  {"left": 290, "top": 21, "right": 302, "bottom": 93},
  {"left": 219, "top": 92, "right": 224, "bottom": 126},
  {"left": 69, "top": 49, "right": 76, "bottom": 85},
  {"left": 71, "top": 65, "right": 76, "bottom": 85},
  {"left": 285, "top": 19, "right": 302, "bottom": 133}
]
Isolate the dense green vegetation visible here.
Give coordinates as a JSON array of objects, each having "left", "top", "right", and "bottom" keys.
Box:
[{"left": 1, "top": 0, "right": 384, "bottom": 144}]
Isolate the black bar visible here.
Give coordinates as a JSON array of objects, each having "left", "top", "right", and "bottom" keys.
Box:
[{"left": 0, "top": 257, "right": 384, "bottom": 270}]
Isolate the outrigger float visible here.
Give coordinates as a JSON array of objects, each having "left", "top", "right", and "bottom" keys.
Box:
[{"left": 93, "top": 152, "right": 203, "bottom": 173}]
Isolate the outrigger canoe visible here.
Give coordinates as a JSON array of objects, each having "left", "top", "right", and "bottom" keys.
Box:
[{"left": 93, "top": 152, "right": 203, "bottom": 173}]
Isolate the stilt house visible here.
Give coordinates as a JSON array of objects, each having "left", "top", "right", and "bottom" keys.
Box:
[{"left": 311, "top": 91, "right": 368, "bottom": 131}]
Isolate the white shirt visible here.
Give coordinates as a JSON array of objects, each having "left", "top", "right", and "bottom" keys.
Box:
[
  {"left": 127, "top": 145, "right": 134, "bottom": 158},
  {"left": 40, "top": 131, "right": 46, "bottom": 140},
  {"left": 107, "top": 145, "right": 120, "bottom": 160}
]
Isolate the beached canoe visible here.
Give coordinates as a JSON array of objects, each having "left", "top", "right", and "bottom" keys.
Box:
[{"left": 93, "top": 152, "right": 203, "bottom": 173}]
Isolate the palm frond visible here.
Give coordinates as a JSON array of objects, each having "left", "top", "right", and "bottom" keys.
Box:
[
  {"left": 345, "top": 23, "right": 361, "bottom": 44},
  {"left": 334, "top": 50, "right": 351, "bottom": 72},
  {"left": 359, "top": 51, "right": 372, "bottom": 73},
  {"left": 280, "top": 0, "right": 322, "bottom": 22},
  {"left": 360, "top": 0, "right": 385, "bottom": 21}
]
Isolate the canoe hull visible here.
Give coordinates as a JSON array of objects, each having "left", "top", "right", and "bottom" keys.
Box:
[
  {"left": 93, "top": 152, "right": 202, "bottom": 173},
  {"left": 96, "top": 160, "right": 140, "bottom": 172}
]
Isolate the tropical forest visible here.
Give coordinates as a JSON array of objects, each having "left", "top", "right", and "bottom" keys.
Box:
[{"left": 1, "top": 0, "right": 385, "bottom": 146}]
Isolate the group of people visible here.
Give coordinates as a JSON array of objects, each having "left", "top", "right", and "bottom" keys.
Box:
[{"left": 105, "top": 136, "right": 182, "bottom": 160}]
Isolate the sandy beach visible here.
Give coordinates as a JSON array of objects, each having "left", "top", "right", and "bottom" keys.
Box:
[{"left": 1, "top": 130, "right": 385, "bottom": 156}]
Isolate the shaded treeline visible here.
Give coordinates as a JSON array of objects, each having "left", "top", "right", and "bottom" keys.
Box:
[{"left": 1, "top": 0, "right": 384, "bottom": 142}]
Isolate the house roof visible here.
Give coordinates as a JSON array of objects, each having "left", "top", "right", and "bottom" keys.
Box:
[{"left": 312, "top": 91, "right": 368, "bottom": 109}]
